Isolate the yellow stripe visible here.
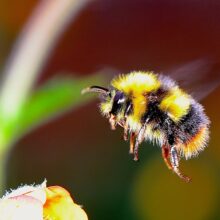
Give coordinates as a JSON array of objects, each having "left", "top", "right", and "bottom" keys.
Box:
[
  {"left": 180, "top": 126, "right": 209, "bottom": 159},
  {"left": 126, "top": 95, "right": 146, "bottom": 131},
  {"left": 159, "top": 87, "right": 190, "bottom": 122}
]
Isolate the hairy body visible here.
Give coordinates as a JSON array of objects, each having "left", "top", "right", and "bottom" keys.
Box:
[{"left": 82, "top": 71, "right": 210, "bottom": 182}]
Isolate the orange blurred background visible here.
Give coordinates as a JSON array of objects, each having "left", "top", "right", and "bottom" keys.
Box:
[{"left": 1, "top": 1, "right": 220, "bottom": 220}]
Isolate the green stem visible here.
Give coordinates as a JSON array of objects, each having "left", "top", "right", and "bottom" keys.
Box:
[
  {"left": 0, "top": 0, "right": 92, "bottom": 195},
  {"left": 0, "top": 0, "right": 92, "bottom": 121}
]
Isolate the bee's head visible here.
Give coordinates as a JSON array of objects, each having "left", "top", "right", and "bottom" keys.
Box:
[{"left": 82, "top": 86, "right": 127, "bottom": 124}]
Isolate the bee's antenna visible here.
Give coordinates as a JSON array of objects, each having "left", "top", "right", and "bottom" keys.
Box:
[{"left": 81, "top": 86, "right": 109, "bottom": 95}]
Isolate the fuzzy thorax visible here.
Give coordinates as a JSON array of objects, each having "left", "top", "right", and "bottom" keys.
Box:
[
  {"left": 111, "top": 71, "right": 161, "bottom": 94},
  {"left": 111, "top": 71, "right": 161, "bottom": 129}
]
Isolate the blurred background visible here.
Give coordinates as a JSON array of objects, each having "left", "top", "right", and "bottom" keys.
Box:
[{"left": 1, "top": 0, "right": 220, "bottom": 219}]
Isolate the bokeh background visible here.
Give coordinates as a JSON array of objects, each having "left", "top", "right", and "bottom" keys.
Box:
[{"left": 1, "top": 0, "right": 220, "bottom": 219}]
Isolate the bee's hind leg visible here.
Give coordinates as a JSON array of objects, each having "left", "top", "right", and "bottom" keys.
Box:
[
  {"left": 133, "top": 138, "right": 140, "bottom": 161},
  {"left": 170, "top": 146, "right": 191, "bottom": 183},
  {"left": 129, "top": 132, "right": 136, "bottom": 154},
  {"left": 161, "top": 144, "right": 172, "bottom": 170}
]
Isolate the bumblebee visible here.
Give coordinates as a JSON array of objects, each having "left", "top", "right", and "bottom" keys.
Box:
[{"left": 82, "top": 70, "right": 210, "bottom": 182}]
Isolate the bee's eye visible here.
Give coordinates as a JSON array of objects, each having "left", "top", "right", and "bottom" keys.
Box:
[
  {"left": 114, "top": 91, "right": 125, "bottom": 103},
  {"left": 110, "top": 91, "right": 125, "bottom": 115}
]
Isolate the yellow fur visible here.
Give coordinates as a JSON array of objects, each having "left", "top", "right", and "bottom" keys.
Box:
[
  {"left": 159, "top": 87, "right": 190, "bottom": 122},
  {"left": 111, "top": 71, "right": 161, "bottom": 94}
]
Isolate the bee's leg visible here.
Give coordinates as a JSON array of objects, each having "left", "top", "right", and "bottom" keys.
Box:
[
  {"left": 161, "top": 144, "right": 172, "bottom": 170},
  {"left": 129, "top": 132, "right": 136, "bottom": 154},
  {"left": 133, "top": 140, "right": 140, "bottom": 161},
  {"left": 109, "top": 114, "right": 117, "bottom": 130},
  {"left": 170, "top": 146, "right": 191, "bottom": 183},
  {"left": 133, "top": 126, "right": 146, "bottom": 161},
  {"left": 123, "top": 121, "right": 129, "bottom": 141}
]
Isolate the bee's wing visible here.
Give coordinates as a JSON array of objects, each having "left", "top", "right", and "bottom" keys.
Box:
[{"left": 167, "top": 59, "right": 220, "bottom": 101}]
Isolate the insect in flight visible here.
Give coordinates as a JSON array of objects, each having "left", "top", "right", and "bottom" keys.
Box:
[{"left": 82, "top": 60, "right": 218, "bottom": 182}]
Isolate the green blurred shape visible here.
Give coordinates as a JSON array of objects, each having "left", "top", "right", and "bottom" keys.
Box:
[
  {"left": 0, "top": 73, "right": 106, "bottom": 149},
  {"left": 132, "top": 155, "right": 218, "bottom": 220}
]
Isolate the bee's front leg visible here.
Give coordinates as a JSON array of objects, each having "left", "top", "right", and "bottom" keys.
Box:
[
  {"left": 109, "top": 114, "right": 117, "bottom": 130},
  {"left": 133, "top": 138, "right": 139, "bottom": 161},
  {"left": 123, "top": 120, "right": 129, "bottom": 141},
  {"left": 133, "top": 125, "right": 146, "bottom": 161},
  {"left": 170, "top": 146, "right": 191, "bottom": 183}
]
